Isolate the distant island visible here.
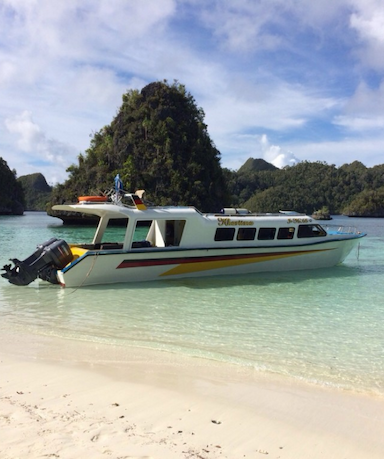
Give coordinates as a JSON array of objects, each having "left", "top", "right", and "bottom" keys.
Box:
[
  {"left": 17, "top": 173, "right": 52, "bottom": 211},
  {"left": 2, "top": 81, "right": 384, "bottom": 219},
  {"left": 312, "top": 206, "right": 332, "bottom": 220},
  {"left": 0, "top": 163, "right": 52, "bottom": 215},
  {"left": 0, "top": 158, "right": 24, "bottom": 215}
]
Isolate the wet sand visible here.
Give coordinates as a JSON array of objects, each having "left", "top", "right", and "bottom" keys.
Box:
[{"left": 1, "top": 330, "right": 384, "bottom": 459}]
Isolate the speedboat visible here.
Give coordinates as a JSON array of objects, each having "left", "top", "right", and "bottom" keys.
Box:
[{"left": 2, "top": 188, "right": 366, "bottom": 288}]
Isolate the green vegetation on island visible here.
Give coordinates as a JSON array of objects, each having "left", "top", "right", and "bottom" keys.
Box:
[
  {"left": 0, "top": 158, "right": 24, "bottom": 215},
  {"left": 312, "top": 206, "right": 332, "bottom": 220},
  {"left": 18, "top": 173, "right": 52, "bottom": 211},
  {"left": 343, "top": 187, "right": 384, "bottom": 217},
  {"left": 224, "top": 159, "right": 384, "bottom": 216}
]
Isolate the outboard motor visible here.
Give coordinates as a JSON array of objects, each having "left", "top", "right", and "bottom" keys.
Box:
[{"left": 1, "top": 238, "right": 73, "bottom": 286}]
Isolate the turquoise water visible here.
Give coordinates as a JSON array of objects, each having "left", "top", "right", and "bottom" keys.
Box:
[{"left": 1, "top": 212, "right": 383, "bottom": 395}]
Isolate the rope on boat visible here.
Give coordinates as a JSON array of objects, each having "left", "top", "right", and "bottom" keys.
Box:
[{"left": 68, "top": 251, "right": 99, "bottom": 294}]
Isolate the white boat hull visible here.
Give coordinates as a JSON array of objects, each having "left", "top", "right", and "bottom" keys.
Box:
[{"left": 57, "top": 237, "right": 360, "bottom": 288}]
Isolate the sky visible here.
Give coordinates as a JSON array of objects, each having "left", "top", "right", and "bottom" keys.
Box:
[{"left": 1, "top": 0, "right": 384, "bottom": 184}]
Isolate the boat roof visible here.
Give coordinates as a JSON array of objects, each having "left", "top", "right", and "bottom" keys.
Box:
[
  {"left": 52, "top": 202, "right": 203, "bottom": 219},
  {"left": 52, "top": 191, "right": 312, "bottom": 222},
  {"left": 52, "top": 202, "right": 314, "bottom": 224}
]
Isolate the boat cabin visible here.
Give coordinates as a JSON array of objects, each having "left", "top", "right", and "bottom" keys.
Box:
[{"left": 64, "top": 193, "right": 329, "bottom": 254}]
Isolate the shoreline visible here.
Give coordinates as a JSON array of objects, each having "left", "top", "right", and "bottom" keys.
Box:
[{"left": 1, "top": 330, "right": 384, "bottom": 458}]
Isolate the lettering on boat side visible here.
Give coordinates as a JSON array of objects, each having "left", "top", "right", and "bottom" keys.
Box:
[
  {"left": 287, "top": 218, "right": 312, "bottom": 223},
  {"left": 217, "top": 218, "right": 254, "bottom": 226}
]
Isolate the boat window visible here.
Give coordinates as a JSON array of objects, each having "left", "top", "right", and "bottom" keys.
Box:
[
  {"left": 99, "top": 218, "right": 128, "bottom": 248},
  {"left": 133, "top": 220, "right": 152, "bottom": 240},
  {"left": 298, "top": 224, "right": 326, "bottom": 238},
  {"left": 165, "top": 220, "right": 186, "bottom": 246},
  {"left": 237, "top": 227, "right": 256, "bottom": 241},
  {"left": 257, "top": 227, "right": 276, "bottom": 240},
  {"left": 277, "top": 227, "right": 295, "bottom": 239},
  {"left": 131, "top": 220, "right": 152, "bottom": 248},
  {"left": 137, "top": 219, "right": 186, "bottom": 248},
  {"left": 215, "top": 228, "right": 235, "bottom": 241}
]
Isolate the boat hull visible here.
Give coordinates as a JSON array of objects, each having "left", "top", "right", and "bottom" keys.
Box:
[{"left": 57, "top": 237, "right": 361, "bottom": 287}]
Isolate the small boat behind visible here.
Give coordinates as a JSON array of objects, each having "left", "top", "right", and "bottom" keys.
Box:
[{"left": 2, "top": 181, "right": 366, "bottom": 288}]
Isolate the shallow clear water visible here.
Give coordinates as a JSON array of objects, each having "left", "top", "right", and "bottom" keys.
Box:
[{"left": 1, "top": 212, "right": 383, "bottom": 395}]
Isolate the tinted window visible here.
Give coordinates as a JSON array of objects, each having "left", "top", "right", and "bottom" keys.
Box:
[
  {"left": 298, "top": 224, "right": 326, "bottom": 238},
  {"left": 237, "top": 227, "right": 256, "bottom": 241},
  {"left": 258, "top": 227, "right": 276, "bottom": 240},
  {"left": 215, "top": 228, "right": 235, "bottom": 241},
  {"left": 277, "top": 227, "right": 295, "bottom": 239}
]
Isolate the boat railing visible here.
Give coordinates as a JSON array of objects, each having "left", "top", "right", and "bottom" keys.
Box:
[
  {"left": 102, "top": 188, "right": 154, "bottom": 209},
  {"left": 322, "top": 224, "right": 361, "bottom": 235},
  {"left": 212, "top": 209, "right": 308, "bottom": 217},
  {"left": 103, "top": 188, "right": 129, "bottom": 205}
]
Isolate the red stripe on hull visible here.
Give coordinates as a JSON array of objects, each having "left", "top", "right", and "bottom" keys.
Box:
[{"left": 116, "top": 250, "right": 311, "bottom": 269}]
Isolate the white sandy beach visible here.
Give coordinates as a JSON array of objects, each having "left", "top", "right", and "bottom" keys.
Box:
[{"left": 1, "top": 329, "right": 384, "bottom": 459}]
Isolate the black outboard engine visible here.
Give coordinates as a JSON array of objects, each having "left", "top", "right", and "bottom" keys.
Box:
[{"left": 1, "top": 238, "right": 73, "bottom": 286}]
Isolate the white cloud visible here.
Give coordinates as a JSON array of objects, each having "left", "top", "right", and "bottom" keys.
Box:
[
  {"left": 0, "top": 61, "right": 16, "bottom": 85},
  {"left": 334, "top": 80, "right": 384, "bottom": 131},
  {"left": 5, "top": 111, "right": 43, "bottom": 152},
  {"left": 59, "top": 66, "right": 128, "bottom": 111},
  {"left": 204, "top": 79, "right": 338, "bottom": 136},
  {"left": 350, "top": 0, "right": 384, "bottom": 44},
  {"left": 289, "top": 135, "right": 384, "bottom": 167},
  {"left": 200, "top": 1, "right": 283, "bottom": 53},
  {"left": 196, "top": 0, "right": 351, "bottom": 54},
  {"left": 334, "top": 115, "right": 384, "bottom": 131},
  {"left": 4, "top": 111, "right": 78, "bottom": 183},
  {"left": 1, "top": 0, "right": 176, "bottom": 55},
  {"left": 343, "top": 80, "right": 384, "bottom": 115},
  {"left": 217, "top": 133, "right": 300, "bottom": 171},
  {"left": 349, "top": 0, "right": 384, "bottom": 69},
  {"left": 260, "top": 134, "right": 300, "bottom": 168},
  {"left": 0, "top": 0, "right": 176, "bottom": 99}
]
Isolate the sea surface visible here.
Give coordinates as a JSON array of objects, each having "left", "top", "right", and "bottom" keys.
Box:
[{"left": 1, "top": 212, "right": 383, "bottom": 396}]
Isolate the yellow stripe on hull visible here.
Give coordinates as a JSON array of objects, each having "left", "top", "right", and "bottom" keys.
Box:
[{"left": 160, "top": 248, "right": 331, "bottom": 277}]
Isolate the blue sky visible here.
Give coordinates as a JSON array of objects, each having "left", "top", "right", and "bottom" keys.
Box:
[{"left": 1, "top": 0, "right": 383, "bottom": 184}]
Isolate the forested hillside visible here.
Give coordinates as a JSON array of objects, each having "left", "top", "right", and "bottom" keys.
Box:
[
  {"left": 49, "top": 80, "right": 228, "bottom": 213},
  {"left": 0, "top": 157, "right": 24, "bottom": 215},
  {"left": 224, "top": 160, "right": 384, "bottom": 216},
  {"left": 18, "top": 173, "right": 52, "bottom": 211}
]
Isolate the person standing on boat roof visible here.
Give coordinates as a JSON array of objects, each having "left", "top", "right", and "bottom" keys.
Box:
[
  {"left": 113, "top": 174, "right": 124, "bottom": 203},
  {"left": 114, "top": 174, "right": 123, "bottom": 193}
]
